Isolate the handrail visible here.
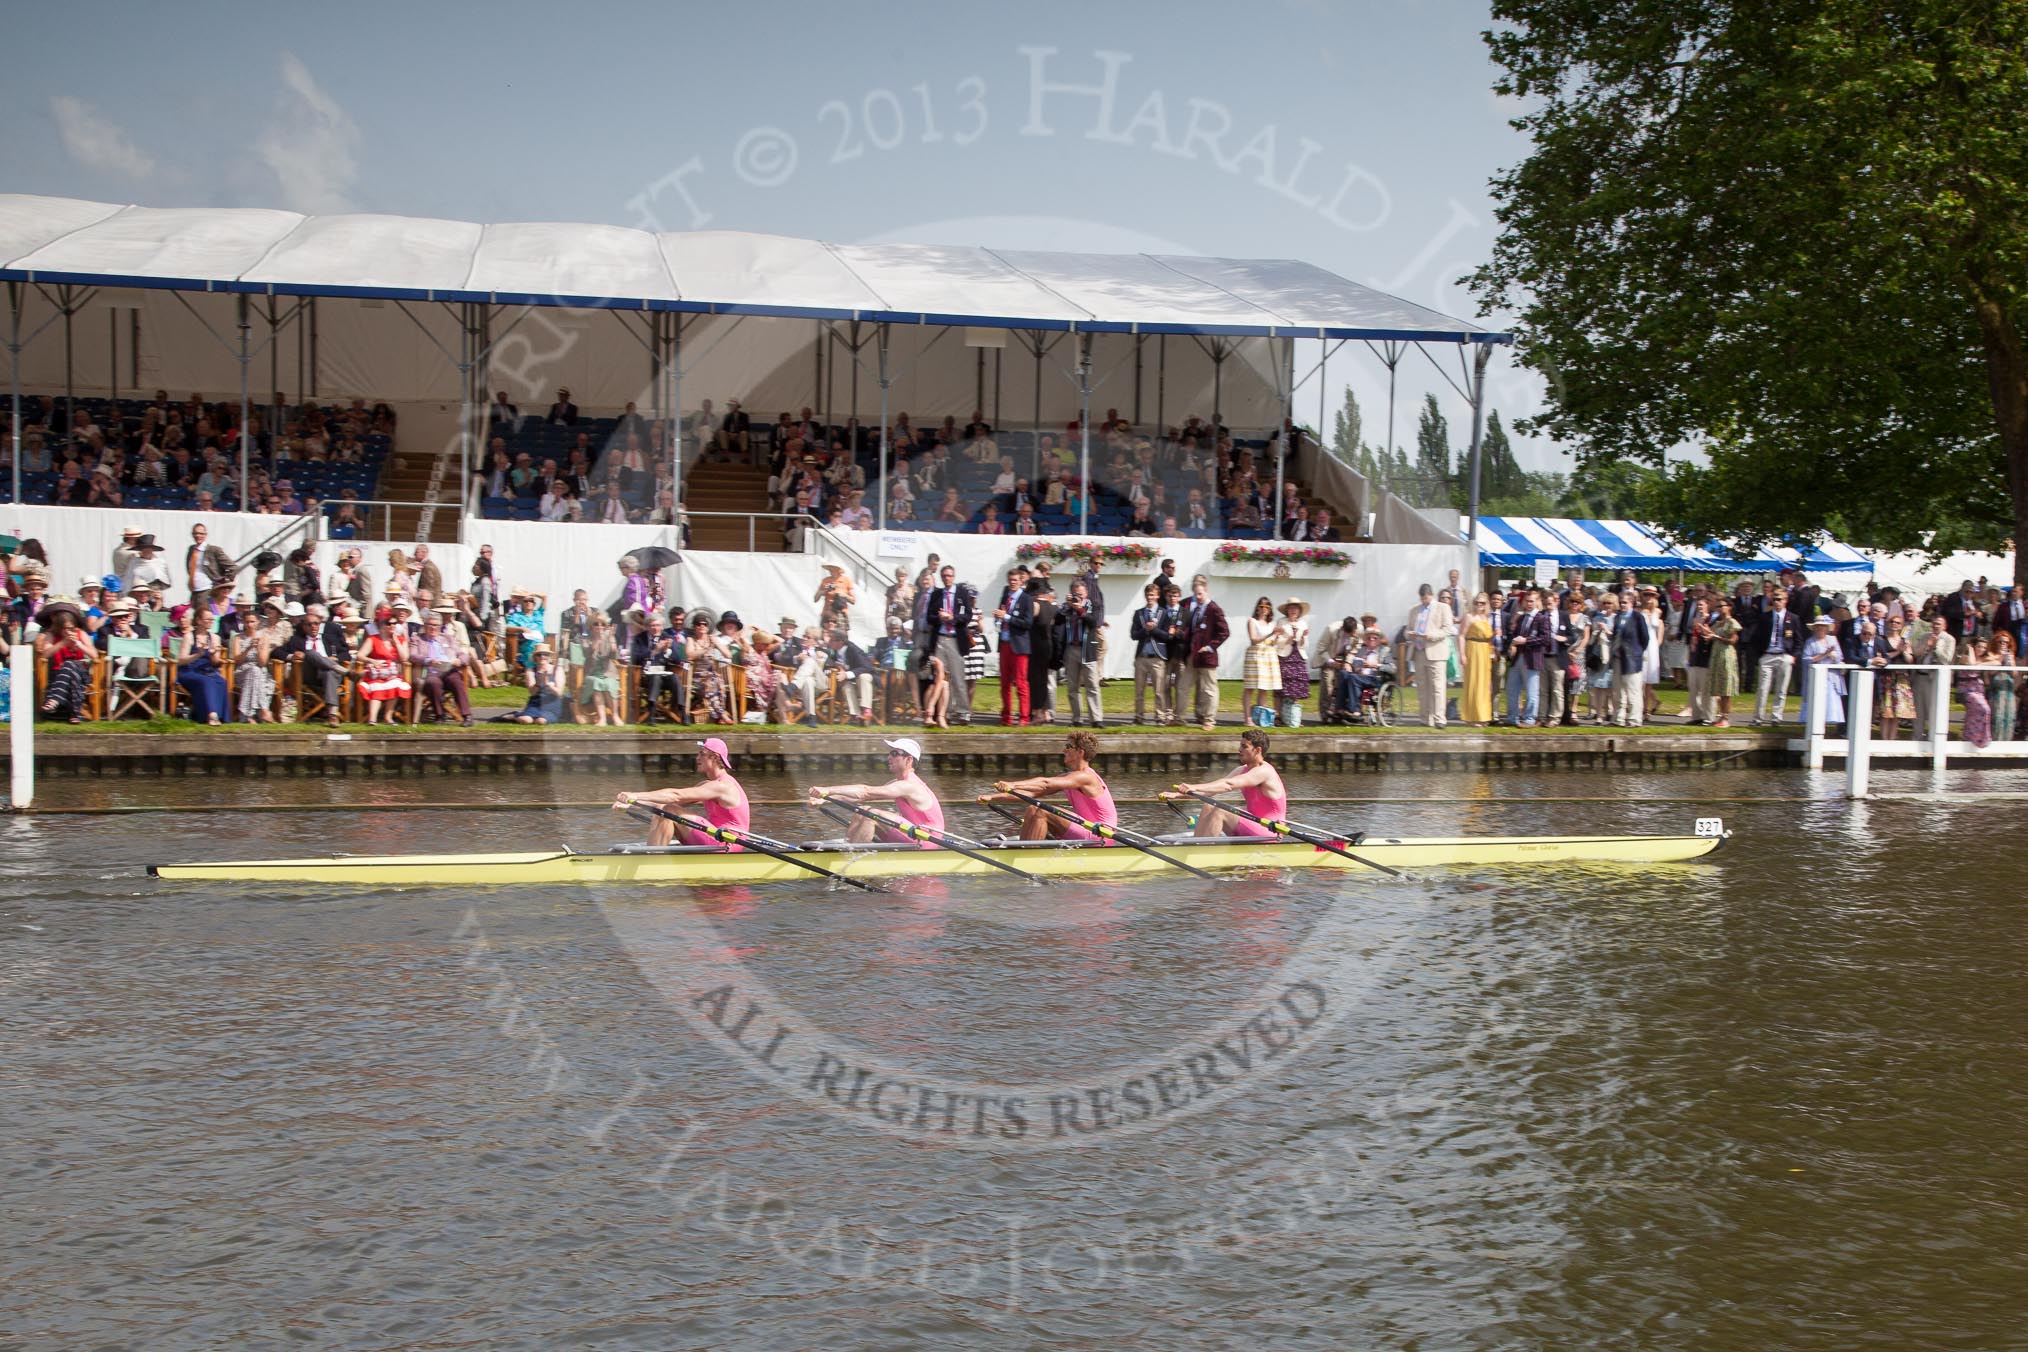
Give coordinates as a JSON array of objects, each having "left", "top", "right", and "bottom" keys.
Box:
[{"left": 230, "top": 511, "right": 319, "bottom": 572}]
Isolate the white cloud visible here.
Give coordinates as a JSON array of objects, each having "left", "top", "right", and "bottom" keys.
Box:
[
  {"left": 51, "top": 96, "right": 155, "bottom": 179},
  {"left": 257, "top": 52, "right": 361, "bottom": 213}
]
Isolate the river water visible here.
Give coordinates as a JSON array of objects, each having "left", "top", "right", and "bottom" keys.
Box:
[{"left": 4, "top": 765, "right": 2026, "bottom": 1349}]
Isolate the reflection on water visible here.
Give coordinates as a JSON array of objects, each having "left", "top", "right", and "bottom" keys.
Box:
[{"left": 4, "top": 767, "right": 2028, "bottom": 1348}]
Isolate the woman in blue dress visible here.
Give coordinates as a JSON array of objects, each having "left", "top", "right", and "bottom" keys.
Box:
[{"left": 167, "top": 604, "right": 230, "bottom": 725}]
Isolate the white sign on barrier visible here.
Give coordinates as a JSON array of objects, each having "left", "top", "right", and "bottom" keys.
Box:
[
  {"left": 875, "top": 532, "right": 918, "bottom": 560},
  {"left": 1534, "top": 557, "right": 1558, "bottom": 585}
]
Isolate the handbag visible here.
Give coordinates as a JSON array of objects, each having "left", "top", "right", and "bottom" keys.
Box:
[{"left": 1565, "top": 658, "right": 1583, "bottom": 683}]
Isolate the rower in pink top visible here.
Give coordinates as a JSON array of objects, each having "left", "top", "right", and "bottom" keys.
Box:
[
  {"left": 977, "top": 730, "right": 1118, "bottom": 842},
  {"left": 805, "top": 737, "right": 945, "bottom": 849},
  {"left": 614, "top": 737, "right": 751, "bottom": 850},
  {"left": 1167, "top": 727, "right": 1288, "bottom": 838}
]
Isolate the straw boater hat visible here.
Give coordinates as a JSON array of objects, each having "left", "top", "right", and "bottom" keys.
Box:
[
  {"left": 336, "top": 612, "right": 367, "bottom": 625},
  {"left": 1281, "top": 596, "right": 1309, "bottom": 617},
  {"left": 531, "top": 644, "right": 554, "bottom": 658}
]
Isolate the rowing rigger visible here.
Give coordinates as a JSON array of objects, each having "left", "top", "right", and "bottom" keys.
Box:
[{"left": 149, "top": 820, "right": 1730, "bottom": 886}]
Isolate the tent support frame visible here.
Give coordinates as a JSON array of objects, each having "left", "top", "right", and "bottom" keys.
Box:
[{"left": 1463, "top": 342, "right": 1492, "bottom": 543}]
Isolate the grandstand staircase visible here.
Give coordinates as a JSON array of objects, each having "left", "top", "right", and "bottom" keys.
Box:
[
  {"left": 682, "top": 462, "right": 783, "bottom": 553},
  {"left": 377, "top": 449, "right": 460, "bottom": 544}
]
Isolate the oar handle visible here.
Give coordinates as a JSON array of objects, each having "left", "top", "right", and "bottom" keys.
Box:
[
  {"left": 637, "top": 799, "right": 887, "bottom": 892},
  {"left": 818, "top": 792, "right": 1045, "bottom": 883}
]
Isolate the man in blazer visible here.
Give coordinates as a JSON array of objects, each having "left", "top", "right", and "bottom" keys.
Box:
[
  {"left": 1156, "top": 581, "right": 1190, "bottom": 726},
  {"left": 1752, "top": 587, "right": 1803, "bottom": 725},
  {"left": 1993, "top": 585, "right": 2027, "bottom": 656},
  {"left": 913, "top": 564, "right": 975, "bottom": 724},
  {"left": 1058, "top": 578, "right": 1103, "bottom": 726},
  {"left": 1181, "top": 573, "right": 1229, "bottom": 731},
  {"left": 1406, "top": 582, "right": 1457, "bottom": 728},
  {"left": 271, "top": 602, "right": 353, "bottom": 726},
  {"left": 546, "top": 387, "right": 579, "bottom": 426},
  {"left": 1602, "top": 590, "right": 1651, "bottom": 726},
  {"left": 1501, "top": 586, "right": 1556, "bottom": 727},
  {"left": 994, "top": 566, "right": 1036, "bottom": 725}
]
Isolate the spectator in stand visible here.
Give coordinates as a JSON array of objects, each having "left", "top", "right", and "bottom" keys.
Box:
[
  {"left": 719, "top": 400, "right": 752, "bottom": 463},
  {"left": 977, "top": 502, "right": 1005, "bottom": 534},
  {"left": 232, "top": 598, "right": 289, "bottom": 723},
  {"left": 546, "top": 388, "right": 579, "bottom": 426},
  {"left": 1912, "top": 615, "right": 1957, "bottom": 741},
  {"left": 1406, "top": 583, "right": 1456, "bottom": 729},
  {"left": 1751, "top": 587, "right": 1802, "bottom": 725},
  {"left": 1989, "top": 632, "right": 2018, "bottom": 741},
  {"left": 684, "top": 612, "right": 734, "bottom": 723},
  {"left": 826, "top": 628, "right": 877, "bottom": 725},
  {"left": 185, "top": 522, "right": 234, "bottom": 606},
  {"left": 628, "top": 608, "right": 683, "bottom": 724},
  {"left": 540, "top": 479, "right": 574, "bottom": 521},
  {"left": 274, "top": 602, "right": 351, "bottom": 726},
  {"left": 1057, "top": 579, "right": 1103, "bottom": 727},
  {"left": 992, "top": 565, "right": 1036, "bottom": 726},
  {"left": 512, "top": 645, "right": 564, "bottom": 723},
  {"left": 489, "top": 390, "right": 519, "bottom": 431},
  {"left": 166, "top": 604, "right": 230, "bottom": 725},
  {"left": 1182, "top": 574, "right": 1230, "bottom": 731},
  {"left": 915, "top": 566, "right": 974, "bottom": 724},
  {"left": 33, "top": 601, "right": 96, "bottom": 722}
]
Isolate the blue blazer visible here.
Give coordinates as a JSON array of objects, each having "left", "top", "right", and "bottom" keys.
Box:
[{"left": 999, "top": 587, "right": 1036, "bottom": 656}]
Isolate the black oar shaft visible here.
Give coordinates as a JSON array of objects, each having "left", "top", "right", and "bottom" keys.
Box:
[
  {"left": 813, "top": 795, "right": 1047, "bottom": 885},
  {"left": 633, "top": 802, "right": 887, "bottom": 893},
  {"left": 1171, "top": 787, "right": 1402, "bottom": 878},
  {"left": 995, "top": 787, "right": 1219, "bottom": 881}
]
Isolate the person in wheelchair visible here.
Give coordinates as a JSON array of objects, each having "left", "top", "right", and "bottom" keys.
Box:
[{"left": 1334, "top": 627, "right": 1395, "bottom": 723}]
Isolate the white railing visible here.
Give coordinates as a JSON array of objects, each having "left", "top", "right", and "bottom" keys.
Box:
[{"left": 1799, "top": 660, "right": 2028, "bottom": 796}]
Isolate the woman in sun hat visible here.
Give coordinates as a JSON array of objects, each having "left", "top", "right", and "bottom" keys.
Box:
[
  {"left": 514, "top": 644, "right": 564, "bottom": 724},
  {"left": 357, "top": 603, "right": 413, "bottom": 725}
]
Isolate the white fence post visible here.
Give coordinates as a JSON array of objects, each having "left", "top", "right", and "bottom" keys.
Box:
[
  {"left": 1847, "top": 667, "right": 1873, "bottom": 799},
  {"left": 1930, "top": 662, "right": 1953, "bottom": 771},
  {"left": 1804, "top": 660, "right": 1828, "bottom": 770},
  {"left": 8, "top": 639, "right": 32, "bottom": 811}
]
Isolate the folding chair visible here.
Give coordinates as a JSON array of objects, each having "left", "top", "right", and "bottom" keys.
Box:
[
  {"left": 285, "top": 653, "right": 338, "bottom": 725},
  {"left": 104, "top": 639, "right": 170, "bottom": 720}
]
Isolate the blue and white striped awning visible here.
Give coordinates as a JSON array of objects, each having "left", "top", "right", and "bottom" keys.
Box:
[{"left": 1472, "top": 516, "right": 1873, "bottom": 575}]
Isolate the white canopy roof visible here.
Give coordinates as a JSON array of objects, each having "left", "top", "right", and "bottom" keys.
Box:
[{"left": 0, "top": 194, "right": 1509, "bottom": 342}]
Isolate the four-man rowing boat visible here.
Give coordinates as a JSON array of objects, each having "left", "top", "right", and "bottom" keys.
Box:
[{"left": 150, "top": 825, "right": 1726, "bottom": 886}]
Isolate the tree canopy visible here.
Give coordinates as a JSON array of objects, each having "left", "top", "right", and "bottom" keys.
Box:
[{"left": 1474, "top": 0, "right": 2028, "bottom": 582}]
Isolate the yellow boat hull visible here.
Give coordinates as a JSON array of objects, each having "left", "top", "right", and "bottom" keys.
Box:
[{"left": 151, "top": 831, "right": 1724, "bottom": 886}]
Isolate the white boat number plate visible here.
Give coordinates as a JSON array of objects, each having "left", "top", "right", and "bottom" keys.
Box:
[{"left": 1695, "top": 817, "right": 1725, "bottom": 837}]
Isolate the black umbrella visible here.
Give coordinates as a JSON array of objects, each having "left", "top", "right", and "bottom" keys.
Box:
[
  {"left": 251, "top": 551, "right": 283, "bottom": 574},
  {"left": 631, "top": 546, "right": 681, "bottom": 571}
]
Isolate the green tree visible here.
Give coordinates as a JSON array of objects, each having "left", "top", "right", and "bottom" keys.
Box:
[
  {"left": 1474, "top": 0, "right": 2028, "bottom": 582},
  {"left": 1329, "top": 386, "right": 1375, "bottom": 481},
  {"left": 1480, "top": 410, "right": 1527, "bottom": 502},
  {"left": 1413, "top": 393, "right": 1453, "bottom": 508}
]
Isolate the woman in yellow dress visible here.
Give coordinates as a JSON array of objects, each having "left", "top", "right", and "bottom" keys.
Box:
[{"left": 1460, "top": 591, "right": 1495, "bottom": 725}]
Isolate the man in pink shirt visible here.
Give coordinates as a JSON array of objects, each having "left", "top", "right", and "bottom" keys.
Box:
[
  {"left": 614, "top": 738, "right": 751, "bottom": 849},
  {"left": 1166, "top": 728, "right": 1289, "bottom": 837},
  {"left": 977, "top": 730, "right": 1118, "bottom": 841},
  {"left": 806, "top": 737, "right": 946, "bottom": 847}
]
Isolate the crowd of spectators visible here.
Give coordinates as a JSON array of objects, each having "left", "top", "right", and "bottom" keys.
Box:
[
  {"left": 764, "top": 404, "right": 1334, "bottom": 544},
  {"left": 2, "top": 519, "right": 2018, "bottom": 743},
  {"left": 2, "top": 390, "right": 392, "bottom": 521},
  {"left": 479, "top": 387, "right": 1341, "bottom": 546},
  {"left": 1370, "top": 567, "right": 2024, "bottom": 745}
]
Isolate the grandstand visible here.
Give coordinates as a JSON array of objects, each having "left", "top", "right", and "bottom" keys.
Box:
[{"left": 3, "top": 392, "right": 391, "bottom": 517}]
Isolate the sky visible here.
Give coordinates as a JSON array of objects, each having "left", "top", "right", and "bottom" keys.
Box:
[{"left": 0, "top": 0, "right": 1558, "bottom": 470}]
